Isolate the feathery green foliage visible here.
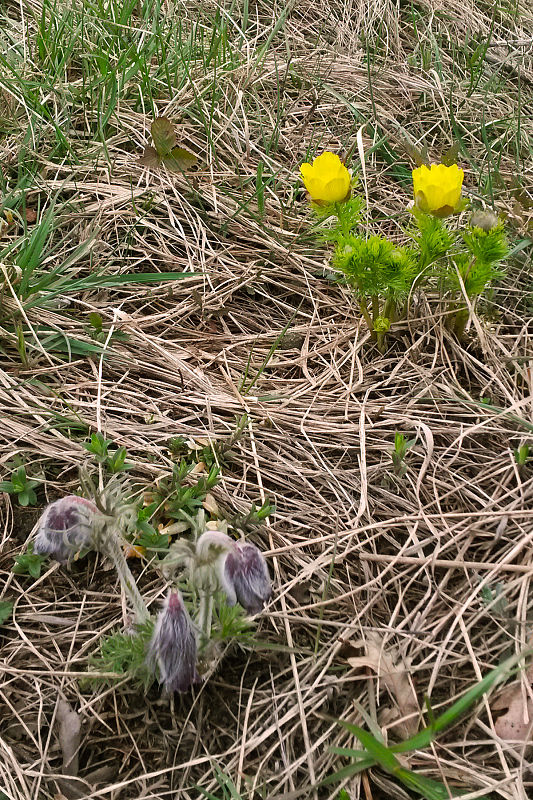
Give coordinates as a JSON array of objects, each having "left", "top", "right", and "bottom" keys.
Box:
[{"left": 86, "top": 620, "right": 155, "bottom": 689}]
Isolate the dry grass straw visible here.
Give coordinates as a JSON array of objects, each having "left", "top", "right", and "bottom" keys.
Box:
[{"left": 1, "top": 0, "right": 533, "bottom": 797}]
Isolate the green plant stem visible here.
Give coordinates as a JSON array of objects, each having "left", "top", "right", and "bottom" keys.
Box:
[
  {"left": 453, "top": 306, "right": 470, "bottom": 340},
  {"left": 383, "top": 298, "right": 397, "bottom": 323},
  {"left": 104, "top": 533, "right": 150, "bottom": 624},
  {"left": 358, "top": 298, "right": 375, "bottom": 336},
  {"left": 371, "top": 295, "right": 380, "bottom": 322}
]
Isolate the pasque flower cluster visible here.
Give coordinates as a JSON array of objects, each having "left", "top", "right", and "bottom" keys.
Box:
[{"left": 33, "top": 492, "right": 271, "bottom": 695}]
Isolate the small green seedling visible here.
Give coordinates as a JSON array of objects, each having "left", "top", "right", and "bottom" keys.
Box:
[
  {"left": 88, "top": 312, "right": 104, "bottom": 336},
  {"left": 211, "top": 597, "right": 252, "bottom": 642},
  {"left": 87, "top": 312, "right": 128, "bottom": 344},
  {"left": 232, "top": 499, "right": 274, "bottom": 532},
  {"left": 168, "top": 414, "right": 248, "bottom": 469},
  {"left": 12, "top": 544, "right": 48, "bottom": 579},
  {"left": 83, "top": 433, "right": 132, "bottom": 473},
  {"left": 480, "top": 581, "right": 508, "bottom": 617},
  {"left": 155, "top": 461, "right": 220, "bottom": 522},
  {"left": 106, "top": 446, "right": 132, "bottom": 474},
  {"left": 0, "top": 600, "right": 13, "bottom": 625},
  {"left": 133, "top": 504, "right": 171, "bottom": 554},
  {"left": 391, "top": 432, "right": 416, "bottom": 477},
  {"left": 83, "top": 432, "right": 112, "bottom": 462},
  {"left": 514, "top": 444, "right": 531, "bottom": 467},
  {"left": 0, "top": 465, "right": 41, "bottom": 506},
  {"left": 85, "top": 619, "right": 155, "bottom": 690}
]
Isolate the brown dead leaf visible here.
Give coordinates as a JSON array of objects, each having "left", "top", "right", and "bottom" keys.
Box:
[
  {"left": 493, "top": 664, "right": 533, "bottom": 743},
  {"left": 202, "top": 493, "right": 219, "bottom": 515},
  {"left": 139, "top": 117, "right": 197, "bottom": 172},
  {"left": 138, "top": 145, "right": 160, "bottom": 169},
  {"left": 346, "top": 633, "right": 419, "bottom": 738},
  {"left": 57, "top": 699, "right": 81, "bottom": 777}
]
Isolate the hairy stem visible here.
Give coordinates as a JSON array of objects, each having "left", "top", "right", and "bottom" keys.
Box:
[
  {"left": 383, "top": 298, "right": 397, "bottom": 323},
  {"left": 371, "top": 295, "right": 380, "bottom": 322},
  {"left": 376, "top": 331, "right": 387, "bottom": 353},
  {"left": 198, "top": 589, "right": 214, "bottom": 650},
  {"left": 104, "top": 533, "right": 150, "bottom": 624}
]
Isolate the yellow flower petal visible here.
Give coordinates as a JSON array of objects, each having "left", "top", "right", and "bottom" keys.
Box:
[
  {"left": 321, "top": 177, "right": 350, "bottom": 204},
  {"left": 412, "top": 163, "right": 464, "bottom": 217},
  {"left": 299, "top": 151, "right": 351, "bottom": 204}
]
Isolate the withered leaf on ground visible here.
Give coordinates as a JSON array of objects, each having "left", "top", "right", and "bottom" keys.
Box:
[
  {"left": 138, "top": 145, "right": 160, "bottom": 169},
  {"left": 345, "top": 633, "right": 420, "bottom": 738},
  {"left": 163, "top": 147, "right": 197, "bottom": 173},
  {"left": 492, "top": 664, "right": 533, "bottom": 742},
  {"left": 139, "top": 117, "right": 197, "bottom": 172},
  {"left": 57, "top": 699, "right": 81, "bottom": 777}
]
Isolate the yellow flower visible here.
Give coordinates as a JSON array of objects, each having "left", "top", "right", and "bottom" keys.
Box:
[
  {"left": 412, "top": 163, "right": 464, "bottom": 217},
  {"left": 300, "top": 152, "right": 351, "bottom": 205}
]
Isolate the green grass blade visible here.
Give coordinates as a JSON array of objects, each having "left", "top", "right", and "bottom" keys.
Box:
[
  {"left": 394, "top": 650, "right": 530, "bottom": 753},
  {"left": 23, "top": 271, "right": 197, "bottom": 308}
]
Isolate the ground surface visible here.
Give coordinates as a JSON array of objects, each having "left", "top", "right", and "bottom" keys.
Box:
[{"left": 1, "top": 1, "right": 533, "bottom": 798}]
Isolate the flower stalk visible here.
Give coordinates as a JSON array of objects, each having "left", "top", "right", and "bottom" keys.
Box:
[{"left": 102, "top": 531, "right": 150, "bottom": 624}]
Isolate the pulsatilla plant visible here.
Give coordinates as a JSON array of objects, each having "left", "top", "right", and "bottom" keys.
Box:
[
  {"left": 29, "top": 477, "right": 272, "bottom": 695},
  {"left": 300, "top": 151, "right": 508, "bottom": 347}
]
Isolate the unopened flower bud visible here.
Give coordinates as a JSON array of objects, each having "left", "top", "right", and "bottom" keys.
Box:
[
  {"left": 223, "top": 542, "right": 271, "bottom": 615},
  {"left": 470, "top": 210, "right": 499, "bottom": 232},
  {"left": 34, "top": 496, "right": 98, "bottom": 563},
  {"left": 147, "top": 591, "right": 200, "bottom": 694}
]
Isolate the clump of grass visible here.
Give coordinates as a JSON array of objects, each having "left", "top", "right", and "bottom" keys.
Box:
[{"left": 323, "top": 651, "right": 530, "bottom": 799}]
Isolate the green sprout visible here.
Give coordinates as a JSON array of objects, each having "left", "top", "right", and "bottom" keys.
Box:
[
  {"left": 83, "top": 432, "right": 132, "bottom": 473},
  {"left": 391, "top": 432, "right": 416, "bottom": 477},
  {"left": 0, "top": 600, "right": 14, "bottom": 625},
  {"left": 12, "top": 543, "right": 48, "bottom": 579},
  {"left": 0, "top": 465, "right": 41, "bottom": 506},
  {"left": 514, "top": 444, "right": 531, "bottom": 468}
]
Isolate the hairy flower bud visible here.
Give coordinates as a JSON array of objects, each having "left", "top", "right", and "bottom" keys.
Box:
[
  {"left": 34, "top": 496, "right": 98, "bottom": 563},
  {"left": 222, "top": 542, "right": 271, "bottom": 615},
  {"left": 147, "top": 591, "right": 200, "bottom": 694},
  {"left": 470, "top": 210, "right": 499, "bottom": 232}
]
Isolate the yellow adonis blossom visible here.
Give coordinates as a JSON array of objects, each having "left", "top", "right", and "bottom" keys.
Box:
[
  {"left": 299, "top": 152, "right": 351, "bottom": 205},
  {"left": 412, "top": 163, "right": 464, "bottom": 218}
]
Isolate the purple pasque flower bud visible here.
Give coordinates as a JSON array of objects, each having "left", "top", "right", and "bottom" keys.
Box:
[
  {"left": 34, "top": 495, "right": 98, "bottom": 563},
  {"left": 223, "top": 541, "right": 271, "bottom": 615},
  {"left": 148, "top": 590, "right": 200, "bottom": 694}
]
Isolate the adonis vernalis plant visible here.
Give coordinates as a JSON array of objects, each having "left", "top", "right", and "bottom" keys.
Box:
[{"left": 300, "top": 152, "right": 508, "bottom": 346}]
